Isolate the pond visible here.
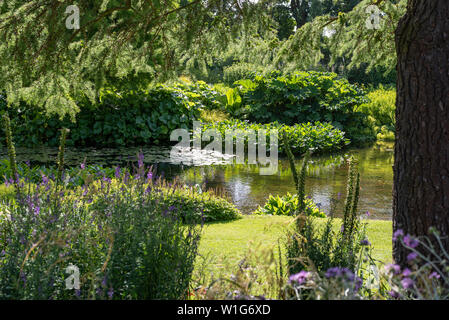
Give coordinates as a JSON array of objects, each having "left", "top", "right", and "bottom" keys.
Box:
[
  {"left": 179, "top": 142, "right": 394, "bottom": 220},
  {"left": 2, "top": 142, "right": 394, "bottom": 220}
]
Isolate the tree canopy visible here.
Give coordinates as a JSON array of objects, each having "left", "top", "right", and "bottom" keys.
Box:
[{"left": 0, "top": 0, "right": 406, "bottom": 118}]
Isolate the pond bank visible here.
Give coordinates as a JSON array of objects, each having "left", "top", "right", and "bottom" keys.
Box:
[{"left": 1, "top": 142, "right": 394, "bottom": 219}]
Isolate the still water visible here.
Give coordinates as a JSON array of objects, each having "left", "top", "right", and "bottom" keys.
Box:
[
  {"left": 2, "top": 142, "right": 394, "bottom": 219},
  {"left": 179, "top": 142, "right": 394, "bottom": 219}
]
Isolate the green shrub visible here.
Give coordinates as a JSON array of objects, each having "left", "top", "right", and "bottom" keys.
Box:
[
  {"left": 150, "top": 184, "right": 242, "bottom": 223},
  {"left": 254, "top": 193, "right": 326, "bottom": 218},
  {"left": 168, "top": 80, "right": 227, "bottom": 111},
  {"left": 199, "top": 119, "right": 349, "bottom": 155},
  {"left": 222, "top": 62, "right": 271, "bottom": 85},
  {"left": 228, "top": 72, "right": 375, "bottom": 145},
  {"left": 359, "top": 87, "right": 396, "bottom": 141}
]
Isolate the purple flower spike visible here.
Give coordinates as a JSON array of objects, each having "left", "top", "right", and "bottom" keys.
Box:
[
  {"left": 138, "top": 151, "right": 144, "bottom": 168},
  {"left": 360, "top": 239, "right": 371, "bottom": 246},
  {"left": 115, "top": 166, "right": 121, "bottom": 179},
  {"left": 102, "top": 276, "right": 107, "bottom": 287},
  {"left": 146, "top": 170, "right": 153, "bottom": 182}
]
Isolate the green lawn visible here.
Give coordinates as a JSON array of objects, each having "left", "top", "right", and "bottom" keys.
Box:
[{"left": 197, "top": 216, "right": 392, "bottom": 280}]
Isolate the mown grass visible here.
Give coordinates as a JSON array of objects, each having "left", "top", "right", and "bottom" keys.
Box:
[{"left": 196, "top": 216, "right": 392, "bottom": 281}]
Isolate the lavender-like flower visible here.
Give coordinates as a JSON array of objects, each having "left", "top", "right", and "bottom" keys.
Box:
[
  {"left": 385, "top": 263, "right": 401, "bottom": 275},
  {"left": 41, "top": 174, "right": 49, "bottom": 185},
  {"left": 138, "top": 151, "right": 144, "bottom": 169},
  {"left": 401, "top": 278, "right": 414, "bottom": 289},
  {"left": 402, "top": 268, "right": 412, "bottom": 277},
  {"left": 108, "top": 288, "right": 114, "bottom": 299},
  {"left": 393, "top": 229, "right": 404, "bottom": 241},
  {"left": 429, "top": 272, "right": 441, "bottom": 280},
  {"left": 114, "top": 166, "right": 121, "bottom": 179},
  {"left": 146, "top": 170, "right": 153, "bottom": 182},
  {"left": 360, "top": 239, "right": 371, "bottom": 246},
  {"left": 403, "top": 235, "right": 419, "bottom": 248},
  {"left": 325, "top": 267, "right": 362, "bottom": 291},
  {"left": 407, "top": 252, "right": 418, "bottom": 262},
  {"left": 289, "top": 271, "right": 311, "bottom": 285}
]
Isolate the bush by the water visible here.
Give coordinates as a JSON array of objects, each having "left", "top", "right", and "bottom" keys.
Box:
[
  {"left": 150, "top": 182, "right": 242, "bottom": 223},
  {"left": 225, "top": 72, "right": 375, "bottom": 145},
  {"left": 199, "top": 119, "right": 349, "bottom": 156}
]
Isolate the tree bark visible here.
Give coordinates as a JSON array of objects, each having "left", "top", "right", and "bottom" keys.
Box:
[{"left": 394, "top": 0, "right": 449, "bottom": 267}]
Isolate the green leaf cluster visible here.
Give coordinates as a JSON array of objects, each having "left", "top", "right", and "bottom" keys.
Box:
[
  {"left": 254, "top": 192, "right": 326, "bottom": 218},
  {"left": 200, "top": 118, "right": 350, "bottom": 155}
]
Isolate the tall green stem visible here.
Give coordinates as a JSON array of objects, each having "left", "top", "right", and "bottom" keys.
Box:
[
  {"left": 56, "top": 128, "right": 69, "bottom": 184},
  {"left": 2, "top": 113, "right": 19, "bottom": 191}
]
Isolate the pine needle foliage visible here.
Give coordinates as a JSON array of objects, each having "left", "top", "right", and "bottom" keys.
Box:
[{"left": 0, "top": 0, "right": 270, "bottom": 118}]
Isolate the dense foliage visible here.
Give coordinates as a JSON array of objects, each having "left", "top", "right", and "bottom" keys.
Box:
[
  {"left": 359, "top": 87, "right": 396, "bottom": 141},
  {"left": 225, "top": 72, "right": 375, "bottom": 145},
  {"left": 0, "top": 85, "right": 202, "bottom": 147}
]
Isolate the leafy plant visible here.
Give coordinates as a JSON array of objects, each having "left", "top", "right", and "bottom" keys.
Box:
[
  {"left": 0, "top": 84, "right": 203, "bottom": 147},
  {"left": 229, "top": 71, "right": 374, "bottom": 145},
  {"left": 199, "top": 119, "right": 349, "bottom": 156},
  {"left": 255, "top": 193, "right": 326, "bottom": 218},
  {"left": 359, "top": 87, "right": 396, "bottom": 141}
]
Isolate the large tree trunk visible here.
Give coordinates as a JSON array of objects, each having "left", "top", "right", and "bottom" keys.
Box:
[{"left": 394, "top": 0, "right": 449, "bottom": 267}]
